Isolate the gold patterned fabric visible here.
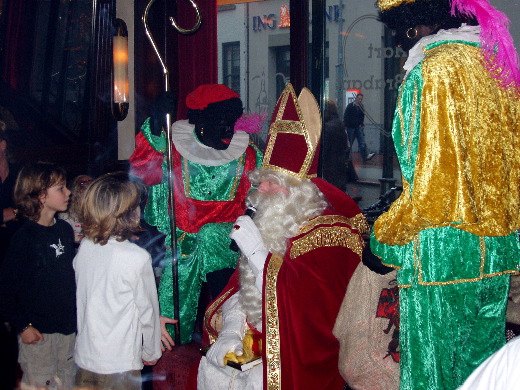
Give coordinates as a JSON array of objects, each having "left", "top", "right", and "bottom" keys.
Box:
[
  {"left": 291, "top": 214, "right": 366, "bottom": 259},
  {"left": 375, "top": 42, "right": 520, "bottom": 247},
  {"left": 264, "top": 254, "right": 284, "bottom": 390}
]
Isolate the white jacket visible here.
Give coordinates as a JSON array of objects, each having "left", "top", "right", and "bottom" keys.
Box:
[{"left": 74, "top": 238, "right": 161, "bottom": 374}]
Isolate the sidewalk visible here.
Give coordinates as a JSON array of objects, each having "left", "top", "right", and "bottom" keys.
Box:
[{"left": 346, "top": 153, "right": 402, "bottom": 210}]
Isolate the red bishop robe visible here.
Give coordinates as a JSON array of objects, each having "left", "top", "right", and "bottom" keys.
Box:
[{"left": 202, "top": 179, "right": 367, "bottom": 390}]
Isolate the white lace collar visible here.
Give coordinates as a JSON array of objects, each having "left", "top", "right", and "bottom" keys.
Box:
[
  {"left": 170, "top": 120, "right": 250, "bottom": 166},
  {"left": 404, "top": 24, "right": 481, "bottom": 77}
]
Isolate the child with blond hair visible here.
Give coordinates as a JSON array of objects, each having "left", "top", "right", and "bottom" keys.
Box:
[
  {"left": 0, "top": 161, "right": 76, "bottom": 389},
  {"left": 73, "top": 172, "right": 162, "bottom": 389}
]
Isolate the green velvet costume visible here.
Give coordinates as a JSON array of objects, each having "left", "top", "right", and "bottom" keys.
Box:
[
  {"left": 132, "top": 118, "right": 262, "bottom": 344},
  {"left": 371, "top": 26, "right": 520, "bottom": 390}
]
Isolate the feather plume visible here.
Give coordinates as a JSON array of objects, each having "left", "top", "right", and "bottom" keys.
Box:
[
  {"left": 234, "top": 112, "right": 267, "bottom": 134},
  {"left": 451, "top": 0, "right": 520, "bottom": 91}
]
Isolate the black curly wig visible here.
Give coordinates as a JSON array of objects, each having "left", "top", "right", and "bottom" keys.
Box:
[
  {"left": 187, "top": 97, "right": 243, "bottom": 126},
  {"left": 379, "top": 0, "right": 468, "bottom": 31}
]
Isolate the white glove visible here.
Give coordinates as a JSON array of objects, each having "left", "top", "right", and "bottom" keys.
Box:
[
  {"left": 205, "top": 294, "right": 246, "bottom": 368},
  {"left": 230, "top": 216, "right": 269, "bottom": 291},
  {"left": 230, "top": 216, "right": 266, "bottom": 258}
]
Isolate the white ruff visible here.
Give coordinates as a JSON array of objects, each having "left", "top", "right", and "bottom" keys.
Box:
[
  {"left": 404, "top": 24, "right": 481, "bottom": 77},
  {"left": 170, "top": 120, "right": 250, "bottom": 166}
]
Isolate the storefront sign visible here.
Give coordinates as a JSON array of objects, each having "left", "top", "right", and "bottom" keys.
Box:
[{"left": 252, "top": 5, "right": 340, "bottom": 32}]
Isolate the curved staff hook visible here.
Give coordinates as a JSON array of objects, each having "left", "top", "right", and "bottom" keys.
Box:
[
  {"left": 169, "top": 0, "right": 202, "bottom": 35},
  {"left": 142, "top": 0, "right": 202, "bottom": 346}
]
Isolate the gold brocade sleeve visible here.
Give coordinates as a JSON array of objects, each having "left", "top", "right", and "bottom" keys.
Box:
[
  {"left": 375, "top": 42, "right": 520, "bottom": 246},
  {"left": 290, "top": 215, "right": 366, "bottom": 259}
]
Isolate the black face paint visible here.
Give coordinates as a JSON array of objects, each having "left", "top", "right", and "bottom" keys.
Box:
[
  {"left": 195, "top": 104, "right": 241, "bottom": 150},
  {"left": 393, "top": 26, "right": 421, "bottom": 52},
  {"left": 194, "top": 115, "right": 237, "bottom": 150}
]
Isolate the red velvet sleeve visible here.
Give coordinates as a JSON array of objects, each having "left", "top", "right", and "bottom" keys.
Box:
[{"left": 129, "top": 132, "right": 165, "bottom": 186}]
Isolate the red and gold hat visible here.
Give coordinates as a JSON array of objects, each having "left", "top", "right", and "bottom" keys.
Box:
[{"left": 262, "top": 83, "right": 321, "bottom": 179}]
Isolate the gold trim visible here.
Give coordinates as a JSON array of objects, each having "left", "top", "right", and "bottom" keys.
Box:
[
  {"left": 297, "top": 214, "right": 368, "bottom": 236},
  {"left": 204, "top": 288, "right": 237, "bottom": 344},
  {"left": 262, "top": 132, "right": 277, "bottom": 171},
  {"left": 229, "top": 154, "right": 245, "bottom": 201},
  {"left": 382, "top": 261, "right": 402, "bottom": 270},
  {"left": 346, "top": 213, "right": 370, "bottom": 236},
  {"left": 297, "top": 215, "right": 349, "bottom": 235},
  {"left": 265, "top": 254, "right": 284, "bottom": 390},
  {"left": 269, "top": 121, "right": 305, "bottom": 135},
  {"left": 275, "top": 88, "right": 290, "bottom": 122},
  {"left": 261, "top": 163, "right": 317, "bottom": 179},
  {"left": 289, "top": 226, "right": 364, "bottom": 259},
  {"left": 182, "top": 156, "right": 191, "bottom": 196},
  {"left": 409, "top": 234, "right": 520, "bottom": 286}
]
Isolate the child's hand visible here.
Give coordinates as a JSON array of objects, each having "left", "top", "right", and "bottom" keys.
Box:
[
  {"left": 160, "top": 315, "right": 178, "bottom": 351},
  {"left": 20, "top": 326, "right": 44, "bottom": 344},
  {"left": 143, "top": 359, "right": 158, "bottom": 366}
]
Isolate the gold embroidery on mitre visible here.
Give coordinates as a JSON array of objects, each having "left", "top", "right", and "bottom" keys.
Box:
[
  {"left": 378, "top": 0, "right": 416, "bottom": 12},
  {"left": 262, "top": 83, "right": 321, "bottom": 179},
  {"left": 265, "top": 254, "right": 284, "bottom": 390},
  {"left": 290, "top": 226, "right": 364, "bottom": 259}
]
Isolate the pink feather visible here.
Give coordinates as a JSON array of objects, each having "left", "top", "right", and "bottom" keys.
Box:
[
  {"left": 451, "top": 0, "right": 520, "bottom": 91},
  {"left": 234, "top": 112, "right": 267, "bottom": 134}
]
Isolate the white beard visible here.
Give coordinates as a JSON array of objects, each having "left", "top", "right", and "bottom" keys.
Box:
[{"left": 238, "top": 174, "right": 328, "bottom": 331}]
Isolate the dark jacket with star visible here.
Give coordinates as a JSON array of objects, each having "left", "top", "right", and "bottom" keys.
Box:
[{"left": 0, "top": 218, "right": 76, "bottom": 334}]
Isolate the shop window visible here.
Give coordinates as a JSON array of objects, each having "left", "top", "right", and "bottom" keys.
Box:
[{"left": 222, "top": 41, "right": 241, "bottom": 95}]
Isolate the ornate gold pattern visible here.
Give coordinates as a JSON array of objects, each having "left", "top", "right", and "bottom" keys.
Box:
[
  {"left": 297, "top": 213, "right": 369, "bottom": 236},
  {"left": 204, "top": 288, "right": 236, "bottom": 344},
  {"left": 264, "top": 254, "right": 284, "bottom": 390},
  {"left": 290, "top": 226, "right": 364, "bottom": 259},
  {"left": 262, "top": 132, "right": 277, "bottom": 172},
  {"left": 270, "top": 121, "right": 305, "bottom": 134},
  {"left": 346, "top": 213, "right": 370, "bottom": 236}
]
